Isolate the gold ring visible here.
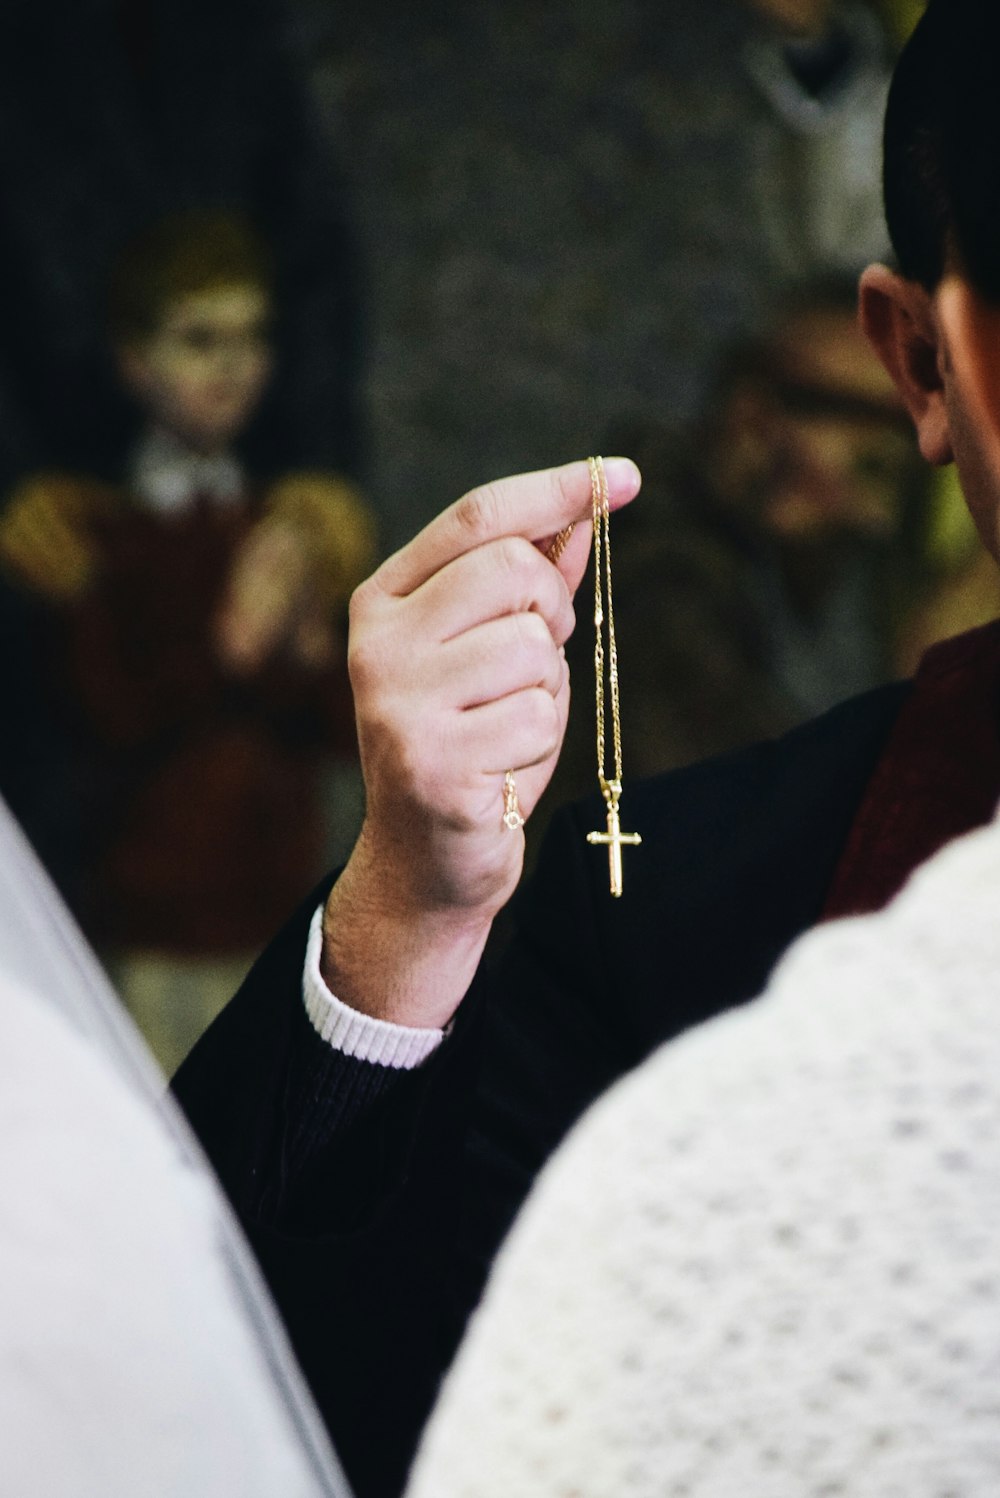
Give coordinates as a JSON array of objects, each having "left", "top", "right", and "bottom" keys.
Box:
[{"left": 502, "top": 770, "right": 525, "bottom": 830}]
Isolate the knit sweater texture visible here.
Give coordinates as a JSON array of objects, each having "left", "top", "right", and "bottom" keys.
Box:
[{"left": 409, "top": 813, "right": 1000, "bottom": 1497}]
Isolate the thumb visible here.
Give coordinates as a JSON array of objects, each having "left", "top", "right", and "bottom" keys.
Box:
[{"left": 539, "top": 455, "right": 640, "bottom": 599}]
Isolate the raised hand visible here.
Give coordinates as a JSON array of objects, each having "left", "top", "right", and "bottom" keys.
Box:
[{"left": 320, "top": 457, "right": 641, "bottom": 1029}]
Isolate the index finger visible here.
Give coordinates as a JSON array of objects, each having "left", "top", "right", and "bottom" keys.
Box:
[{"left": 377, "top": 457, "right": 641, "bottom": 598}]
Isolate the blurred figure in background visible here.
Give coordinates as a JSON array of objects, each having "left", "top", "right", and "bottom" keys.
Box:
[
  {"left": 733, "top": 1, "right": 1000, "bottom": 680},
  {"left": 0, "top": 213, "right": 374, "bottom": 1073},
  {"left": 307, "top": 0, "right": 895, "bottom": 549},
  {"left": 536, "top": 2, "right": 917, "bottom": 818},
  {"left": 741, "top": 0, "right": 892, "bottom": 278},
  {"left": 548, "top": 283, "right": 925, "bottom": 822},
  {"left": 0, "top": 0, "right": 366, "bottom": 915},
  {"left": 0, "top": 0, "right": 362, "bottom": 493}
]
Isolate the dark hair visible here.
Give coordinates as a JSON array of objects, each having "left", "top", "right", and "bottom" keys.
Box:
[
  {"left": 108, "top": 211, "right": 273, "bottom": 344},
  {"left": 884, "top": 0, "right": 1000, "bottom": 302}
]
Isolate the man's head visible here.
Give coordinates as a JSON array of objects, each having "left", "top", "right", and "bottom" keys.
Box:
[
  {"left": 110, "top": 212, "right": 274, "bottom": 456},
  {"left": 860, "top": 0, "right": 1000, "bottom": 560}
]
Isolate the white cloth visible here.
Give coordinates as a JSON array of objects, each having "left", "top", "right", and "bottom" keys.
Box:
[
  {"left": 408, "top": 813, "right": 1000, "bottom": 1497},
  {"left": 129, "top": 425, "right": 244, "bottom": 515},
  {"left": 0, "top": 797, "right": 351, "bottom": 1498}
]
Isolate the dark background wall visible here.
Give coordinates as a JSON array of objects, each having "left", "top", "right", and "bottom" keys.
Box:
[{"left": 292, "top": 0, "right": 892, "bottom": 549}]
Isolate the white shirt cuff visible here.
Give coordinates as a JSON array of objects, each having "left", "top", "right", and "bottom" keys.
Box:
[{"left": 302, "top": 905, "right": 447, "bottom": 1069}]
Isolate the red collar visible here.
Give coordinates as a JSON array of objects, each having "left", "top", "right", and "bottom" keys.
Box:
[{"left": 823, "top": 618, "right": 1000, "bottom": 920}]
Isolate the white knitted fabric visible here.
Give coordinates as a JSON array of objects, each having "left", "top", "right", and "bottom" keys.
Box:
[
  {"left": 408, "top": 815, "right": 1000, "bottom": 1497},
  {"left": 303, "top": 905, "right": 446, "bottom": 1067}
]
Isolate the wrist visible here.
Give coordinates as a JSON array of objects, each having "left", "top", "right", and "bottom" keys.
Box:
[{"left": 320, "top": 827, "right": 499, "bottom": 1030}]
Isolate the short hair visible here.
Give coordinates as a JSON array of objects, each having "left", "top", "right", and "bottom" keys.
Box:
[
  {"left": 884, "top": 0, "right": 1000, "bottom": 302},
  {"left": 108, "top": 211, "right": 273, "bottom": 344}
]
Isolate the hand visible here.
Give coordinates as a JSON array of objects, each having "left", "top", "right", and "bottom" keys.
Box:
[
  {"left": 216, "top": 472, "right": 378, "bottom": 674},
  {"left": 0, "top": 475, "right": 116, "bottom": 601},
  {"left": 264, "top": 471, "right": 377, "bottom": 608},
  {"left": 321, "top": 457, "right": 641, "bottom": 1028},
  {"left": 215, "top": 517, "right": 317, "bottom": 674}
]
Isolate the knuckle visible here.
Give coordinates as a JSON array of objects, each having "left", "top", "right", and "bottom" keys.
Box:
[
  {"left": 346, "top": 630, "right": 382, "bottom": 697},
  {"left": 496, "top": 534, "right": 538, "bottom": 586},
  {"left": 346, "top": 576, "right": 390, "bottom": 660},
  {"left": 346, "top": 587, "right": 364, "bottom": 633},
  {"left": 522, "top": 686, "right": 560, "bottom": 748},
  {"left": 454, "top": 482, "right": 503, "bottom": 544},
  {"left": 346, "top": 596, "right": 364, "bottom": 649},
  {"left": 512, "top": 609, "right": 552, "bottom": 666},
  {"left": 347, "top": 572, "right": 377, "bottom": 624},
  {"left": 553, "top": 593, "right": 577, "bottom": 648}
]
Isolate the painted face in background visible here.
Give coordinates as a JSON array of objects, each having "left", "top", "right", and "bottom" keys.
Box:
[
  {"left": 120, "top": 282, "right": 273, "bottom": 454},
  {"left": 718, "top": 305, "right": 917, "bottom": 546}
]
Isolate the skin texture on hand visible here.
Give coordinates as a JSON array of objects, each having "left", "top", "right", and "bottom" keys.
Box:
[{"left": 320, "top": 457, "right": 641, "bottom": 1030}]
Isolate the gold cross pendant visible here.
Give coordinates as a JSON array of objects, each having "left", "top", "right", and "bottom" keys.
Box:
[{"left": 587, "top": 780, "right": 641, "bottom": 898}]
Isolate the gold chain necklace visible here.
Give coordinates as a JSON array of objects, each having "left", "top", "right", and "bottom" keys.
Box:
[{"left": 585, "top": 455, "right": 640, "bottom": 896}]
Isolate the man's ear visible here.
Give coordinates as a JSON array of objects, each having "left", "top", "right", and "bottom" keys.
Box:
[{"left": 858, "top": 263, "right": 953, "bottom": 466}]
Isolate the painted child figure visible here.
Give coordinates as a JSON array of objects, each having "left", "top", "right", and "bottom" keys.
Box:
[{"left": 0, "top": 213, "right": 375, "bottom": 1074}]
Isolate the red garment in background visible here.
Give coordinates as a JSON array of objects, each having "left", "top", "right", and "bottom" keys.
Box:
[{"left": 53, "top": 488, "right": 355, "bottom": 954}]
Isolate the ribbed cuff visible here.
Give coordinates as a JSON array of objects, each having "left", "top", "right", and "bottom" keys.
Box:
[{"left": 302, "top": 906, "right": 446, "bottom": 1068}]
